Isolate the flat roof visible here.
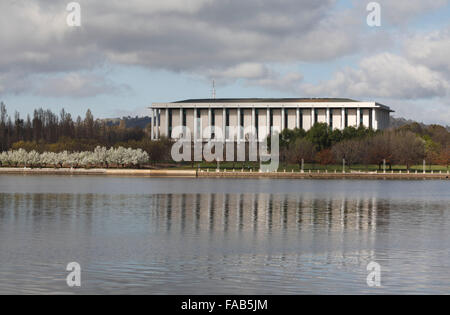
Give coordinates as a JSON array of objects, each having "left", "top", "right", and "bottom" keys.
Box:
[{"left": 174, "top": 98, "right": 359, "bottom": 103}]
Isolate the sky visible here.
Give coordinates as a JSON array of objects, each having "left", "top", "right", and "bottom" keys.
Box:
[{"left": 0, "top": 0, "right": 449, "bottom": 125}]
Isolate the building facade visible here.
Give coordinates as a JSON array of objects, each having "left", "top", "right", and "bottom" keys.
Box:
[{"left": 150, "top": 98, "right": 393, "bottom": 141}]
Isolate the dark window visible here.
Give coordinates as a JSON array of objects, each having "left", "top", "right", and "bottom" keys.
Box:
[
  {"left": 240, "top": 109, "right": 244, "bottom": 128},
  {"left": 329, "top": 109, "right": 333, "bottom": 129},
  {"left": 360, "top": 110, "right": 364, "bottom": 126},
  {"left": 211, "top": 109, "right": 215, "bottom": 139},
  {"left": 225, "top": 109, "right": 230, "bottom": 127},
  {"left": 369, "top": 109, "right": 373, "bottom": 129},
  {"left": 299, "top": 109, "right": 303, "bottom": 129},
  {"left": 225, "top": 109, "right": 230, "bottom": 139},
  {"left": 314, "top": 109, "right": 318, "bottom": 125},
  {"left": 182, "top": 109, "right": 186, "bottom": 127},
  {"left": 168, "top": 109, "right": 173, "bottom": 137},
  {"left": 344, "top": 109, "right": 348, "bottom": 128},
  {"left": 284, "top": 109, "right": 288, "bottom": 130},
  {"left": 255, "top": 109, "right": 259, "bottom": 138}
]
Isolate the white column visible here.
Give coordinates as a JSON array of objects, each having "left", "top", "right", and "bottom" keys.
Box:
[
  {"left": 222, "top": 108, "right": 226, "bottom": 141},
  {"left": 326, "top": 108, "right": 330, "bottom": 126},
  {"left": 208, "top": 107, "right": 212, "bottom": 140},
  {"left": 180, "top": 108, "right": 183, "bottom": 128},
  {"left": 165, "top": 108, "right": 169, "bottom": 138},
  {"left": 281, "top": 107, "right": 285, "bottom": 131},
  {"left": 311, "top": 108, "right": 315, "bottom": 127},
  {"left": 341, "top": 108, "right": 345, "bottom": 130},
  {"left": 266, "top": 107, "right": 270, "bottom": 137},
  {"left": 357, "top": 108, "right": 360, "bottom": 128},
  {"left": 372, "top": 108, "right": 377, "bottom": 130},
  {"left": 237, "top": 107, "right": 241, "bottom": 142},
  {"left": 296, "top": 108, "right": 299, "bottom": 129},
  {"left": 252, "top": 107, "right": 255, "bottom": 136},
  {"left": 151, "top": 108, "right": 154, "bottom": 140},
  {"left": 194, "top": 107, "right": 198, "bottom": 142}
]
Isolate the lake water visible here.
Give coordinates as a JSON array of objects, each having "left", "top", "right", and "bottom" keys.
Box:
[{"left": 0, "top": 175, "right": 449, "bottom": 294}]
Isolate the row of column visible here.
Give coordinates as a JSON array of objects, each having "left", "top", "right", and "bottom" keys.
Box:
[{"left": 151, "top": 107, "right": 378, "bottom": 140}]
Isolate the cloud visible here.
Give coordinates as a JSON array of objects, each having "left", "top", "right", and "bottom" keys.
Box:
[
  {"left": 209, "top": 63, "right": 270, "bottom": 80},
  {"left": 376, "top": 0, "right": 449, "bottom": 25},
  {"left": 404, "top": 28, "right": 450, "bottom": 76},
  {"left": 205, "top": 62, "right": 303, "bottom": 92},
  {"left": 352, "top": 0, "right": 450, "bottom": 25},
  {"left": 301, "top": 53, "right": 449, "bottom": 99},
  {"left": 0, "top": 0, "right": 376, "bottom": 97},
  {"left": 34, "top": 73, "right": 130, "bottom": 98}
]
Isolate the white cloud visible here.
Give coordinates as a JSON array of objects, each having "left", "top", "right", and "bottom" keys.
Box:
[
  {"left": 404, "top": 28, "right": 450, "bottom": 75},
  {"left": 34, "top": 73, "right": 130, "bottom": 98},
  {"left": 211, "top": 63, "right": 269, "bottom": 80},
  {"left": 302, "top": 53, "right": 449, "bottom": 99}
]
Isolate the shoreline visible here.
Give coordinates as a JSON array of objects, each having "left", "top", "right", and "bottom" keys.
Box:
[{"left": 0, "top": 167, "right": 448, "bottom": 180}]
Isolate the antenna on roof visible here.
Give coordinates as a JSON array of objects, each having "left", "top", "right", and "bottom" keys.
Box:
[{"left": 212, "top": 80, "right": 216, "bottom": 99}]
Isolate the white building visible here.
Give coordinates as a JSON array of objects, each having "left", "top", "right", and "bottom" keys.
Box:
[{"left": 150, "top": 98, "right": 393, "bottom": 141}]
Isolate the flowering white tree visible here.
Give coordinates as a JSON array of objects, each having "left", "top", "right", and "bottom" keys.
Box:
[
  {"left": 0, "top": 151, "right": 9, "bottom": 166},
  {"left": 26, "top": 150, "right": 41, "bottom": 167},
  {"left": 0, "top": 147, "right": 149, "bottom": 168},
  {"left": 93, "top": 146, "right": 108, "bottom": 167}
]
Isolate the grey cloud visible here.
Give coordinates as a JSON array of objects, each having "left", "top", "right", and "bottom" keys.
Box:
[
  {"left": 34, "top": 73, "right": 130, "bottom": 98},
  {"left": 404, "top": 28, "right": 450, "bottom": 76},
  {"left": 0, "top": 0, "right": 375, "bottom": 97},
  {"left": 301, "top": 53, "right": 449, "bottom": 99}
]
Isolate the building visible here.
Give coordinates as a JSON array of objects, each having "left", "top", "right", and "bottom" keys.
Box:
[{"left": 150, "top": 98, "right": 393, "bottom": 141}]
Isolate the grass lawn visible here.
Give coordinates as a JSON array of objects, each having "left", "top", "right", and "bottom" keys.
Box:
[{"left": 157, "top": 162, "right": 449, "bottom": 173}]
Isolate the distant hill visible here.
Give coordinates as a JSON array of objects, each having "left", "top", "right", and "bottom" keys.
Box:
[
  {"left": 101, "top": 116, "right": 151, "bottom": 129},
  {"left": 390, "top": 117, "right": 450, "bottom": 132}
]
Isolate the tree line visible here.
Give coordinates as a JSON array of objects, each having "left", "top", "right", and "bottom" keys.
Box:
[
  {"left": 278, "top": 123, "right": 449, "bottom": 170},
  {"left": 0, "top": 102, "right": 146, "bottom": 152},
  {"left": 1, "top": 103, "right": 448, "bottom": 169}
]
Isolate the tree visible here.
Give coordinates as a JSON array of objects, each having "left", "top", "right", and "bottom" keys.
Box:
[
  {"left": 0, "top": 102, "right": 7, "bottom": 151},
  {"left": 331, "top": 139, "right": 361, "bottom": 168},
  {"left": 435, "top": 146, "right": 450, "bottom": 170},
  {"left": 287, "top": 138, "right": 316, "bottom": 169},
  {"left": 391, "top": 131, "right": 425, "bottom": 170},
  {"left": 316, "top": 149, "right": 334, "bottom": 166},
  {"left": 306, "top": 123, "right": 330, "bottom": 151}
]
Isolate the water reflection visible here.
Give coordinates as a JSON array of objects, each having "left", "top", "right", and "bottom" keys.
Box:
[
  {"left": 147, "top": 193, "right": 386, "bottom": 235},
  {"left": 0, "top": 184, "right": 449, "bottom": 294}
]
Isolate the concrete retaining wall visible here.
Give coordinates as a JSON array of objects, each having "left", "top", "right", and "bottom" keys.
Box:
[{"left": 0, "top": 168, "right": 448, "bottom": 180}]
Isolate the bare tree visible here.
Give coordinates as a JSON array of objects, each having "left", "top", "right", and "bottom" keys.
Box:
[
  {"left": 391, "top": 131, "right": 425, "bottom": 170},
  {"left": 332, "top": 139, "right": 361, "bottom": 168},
  {"left": 287, "top": 138, "right": 316, "bottom": 169}
]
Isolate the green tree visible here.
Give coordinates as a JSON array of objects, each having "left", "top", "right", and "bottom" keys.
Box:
[{"left": 306, "top": 123, "right": 330, "bottom": 151}]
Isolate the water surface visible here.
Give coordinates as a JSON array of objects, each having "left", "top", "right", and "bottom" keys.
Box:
[{"left": 0, "top": 175, "right": 449, "bottom": 294}]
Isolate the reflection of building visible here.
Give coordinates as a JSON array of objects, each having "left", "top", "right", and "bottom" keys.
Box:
[
  {"left": 152, "top": 193, "right": 383, "bottom": 235},
  {"left": 150, "top": 98, "right": 394, "bottom": 140}
]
